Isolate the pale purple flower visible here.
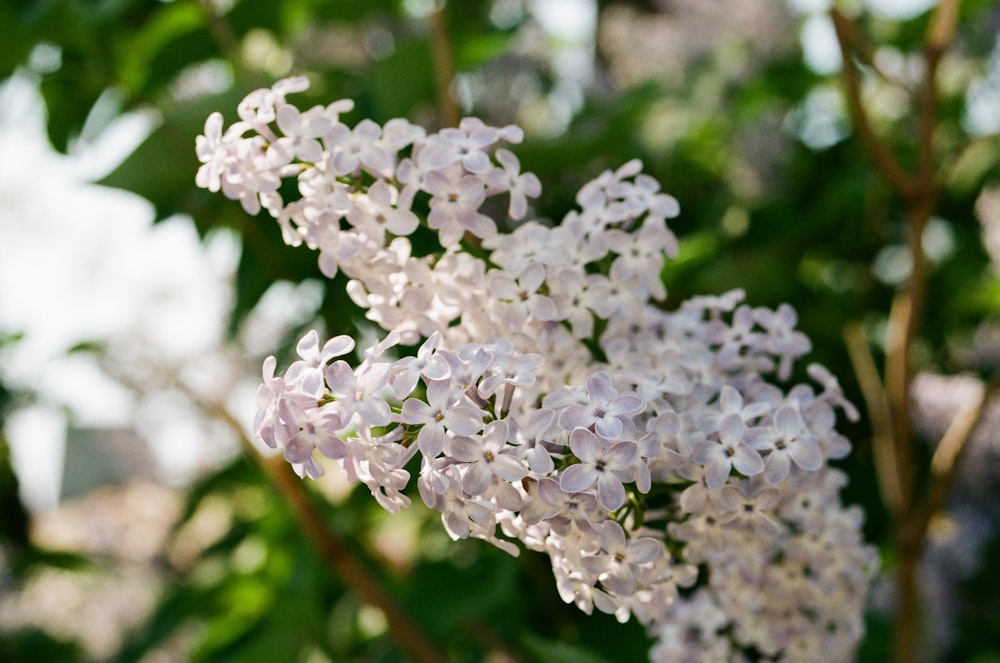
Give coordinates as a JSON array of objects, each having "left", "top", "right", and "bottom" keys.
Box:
[
  {"left": 424, "top": 170, "right": 497, "bottom": 246},
  {"left": 220, "top": 137, "right": 280, "bottom": 215},
  {"left": 377, "top": 117, "right": 426, "bottom": 153},
  {"left": 545, "top": 267, "right": 604, "bottom": 340},
  {"left": 254, "top": 356, "right": 293, "bottom": 449},
  {"left": 808, "top": 363, "right": 860, "bottom": 422},
  {"left": 400, "top": 379, "right": 484, "bottom": 457},
  {"left": 431, "top": 470, "right": 495, "bottom": 540},
  {"left": 391, "top": 331, "right": 452, "bottom": 398},
  {"left": 581, "top": 520, "right": 663, "bottom": 596},
  {"left": 482, "top": 221, "right": 573, "bottom": 274},
  {"left": 323, "top": 359, "right": 392, "bottom": 427},
  {"left": 696, "top": 385, "right": 772, "bottom": 434},
  {"left": 619, "top": 172, "right": 680, "bottom": 219},
  {"left": 485, "top": 148, "right": 541, "bottom": 220},
  {"left": 327, "top": 119, "right": 393, "bottom": 177},
  {"left": 285, "top": 330, "right": 355, "bottom": 397},
  {"left": 756, "top": 303, "right": 812, "bottom": 380},
  {"left": 559, "top": 428, "right": 639, "bottom": 510},
  {"left": 270, "top": 103, "right": 332, "bottom": 164},
  {"left": 345, "top": 180, "right": 419, "bottom": 245},
  {"left": 205, "top": 90, "right": 875, "bottom": 655},
  {"left": 717, "top": 477, "right": 783, "bottom": 537},
  {"left": 195, "top": 112, "right": 246, "bottom": 193},
  {"left": 746, "top": 406, "right": 824, "bottom": 483},
  {"left": 422, "top": 124, "right": 498, "bottom": 174},
  {"left": 518, "top": 477, "right": 564, "bottom": 524},
  {"left": 508, "top": 407, "right": 560, "bottom": 474},
  {"left": 692, "top": 414, "right": 765, "bottom": 489},
  {"left": 477, "top": 350, "right": 545, "bottom": 399},
  {"left": 536, "top": 482, "right": 603, "bottom": 536},
  {"left": 275, "top": 398, "right": 346, "bottom": 465},
  {"left": 557, "top": 372, "right": 644, "bottom": 439},
  {"left": 340, "top": 424, "right": 414, "bottom": 513},
  {"left": 450, "top": 420, "right": 528, "bottom": 496},
  {"left": 605, "top": 217, "right": 678, "bottom": 300},
  {"left": 486, "top": 263, "right": 558, "bottom": 333},
  {"left": 707, "top": 304, "right": 766, "bottom": 372}
]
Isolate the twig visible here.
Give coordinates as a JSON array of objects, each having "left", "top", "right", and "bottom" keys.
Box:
[
  {"left": 428, "top": 3, "right": 461, "bottom": 127},
  {"left": 830, "top": 8, "right": 917, "bottom": 200},
  {"left": 883, "top": 288, "right": 917, "bottom": 511},
  {"left": 918, "top": 377, "right": 999, "bottom": 538},
  {"left": 197, "top": 0, "right": 263, "bottom": 90},
  {"left": 830, "top": 10, "right": 915, "bottom": 92},
  {"left": 204, "top": 403, "right": 450, "bottom": 663},
  {"left": 95, "top": 341, "right": 448, "bottom": 663},
  {"left": 843, "top": 322, "right": 904, "bottom": 517},
  {"left": 926, "top": 0, "right": 961, "bottom": 54}
]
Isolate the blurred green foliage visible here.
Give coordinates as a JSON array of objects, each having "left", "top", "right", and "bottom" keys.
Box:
[{"left": 3, "top": 0, "right": 1000, "bottom": 661}]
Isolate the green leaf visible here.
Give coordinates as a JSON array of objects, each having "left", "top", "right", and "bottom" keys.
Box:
[
  {"left": 400, "top": 545, "right": 520, "bottom": 637},
  {"left": 454, "top": 30, "right": 517, "bottom": 70},
  {"left": 370, "top": 37, "right": 435, "bottom": 120},
  {"left": 116, "top": 2, "right": 213, "bottom": 98},
  {"left": 0, "top": 3, "right": 36, "bottom": 75},
  {"left": 0, "top": 626, "right": 84, "bottom": 663},
  {"left": 519, "top": 632, "right": 616, "bottom": 663}
]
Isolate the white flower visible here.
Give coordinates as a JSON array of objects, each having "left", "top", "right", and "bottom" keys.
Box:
[
  {"left": 327, "top": 119, "right": 393, "bottom": 177},
  {"left": 400, "top": 378, "right": 484, "bottom": 458},
  {"left": 485, "top": 148, "right": 541, "bottom": 220},
  {"left": 390, "top": 331, "right": 452, "bottom": 399},
  {"left": 559, "top": 428, "right": 639, "bottom": 510},
  {"left": 323, "top": 359, "right": 393, "bottom": 427},
  {"left": 557, "top": 372, "right": 644, "bottom": 440},
  {"left": 692, "top": 414, "right": 765, "bottom": 490},
  {"left": 422, "top": 124, "right": 498, "bottom": 174},
  {"left": 346, "top": 180, "right": 419, "bottom": 245},
  {"left": 270, "top": 103, "right": 332, "bottom": 164},
  {"left": 486, "top": 263, "right": 559, "bottom": 333},
  {"left": 424, "top": 170, "right": 497, "bottom": 246},
  {"left": 449, "top": 420, "right": 528, "bottom": 496},
  {"left": 581, "top": 520, "right": 663, "bottom": 596},
  {"left": 747, "top": 406, "right": 824, "bottom": 483}
]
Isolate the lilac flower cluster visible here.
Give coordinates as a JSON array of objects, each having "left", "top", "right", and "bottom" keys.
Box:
[{"left": 198, "top": 78, "right": 876, "bottom": 662}]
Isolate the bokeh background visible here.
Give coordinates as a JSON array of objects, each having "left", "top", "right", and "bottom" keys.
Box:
[{"left": 1, "top": 0, "right": 1000, "bottom": 661}]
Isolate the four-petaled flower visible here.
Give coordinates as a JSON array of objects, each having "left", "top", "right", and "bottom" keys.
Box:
[
  {"left": 558, "top": 372, "right": 644, "bottom": 439},
  {"left": 559, "top": 428, "right": 639, "bottom": 510},
  {"left": 692, "top": 414, "right": 765, "bottom": 489}
]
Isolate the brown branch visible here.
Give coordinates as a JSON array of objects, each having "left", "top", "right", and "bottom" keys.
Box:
[
  {"left": 843, "top": 322, "right": 904, "bottom": 517},
  {"left": 886, "top": 4, "right": 962, "bottom": 662},
  {"left": 428, "top": 3, "right": 461, "bottom": 128},
  {"left": 891, "top": 376, "right": 991, "bottom": 663},
  {"left": 926, "top": 0, "right": 961, "bottom": 54},
  {"left": 830, "top": 10, "right": 915, "bottom": 92},
  {"left": 830, "top": 9, "right": 917, "bottom": 200},
  {"left": 883, "top": 284, "right": 918, "bottom": 511},
  {"left": 204, "top": 404, "right": 450, "bottom": 663},
  {"left": 917, "top": 377, "right": 999, "bottom": 538},
  {"left": 96, "top": 339, "right": 448, "bottom": 663}
]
